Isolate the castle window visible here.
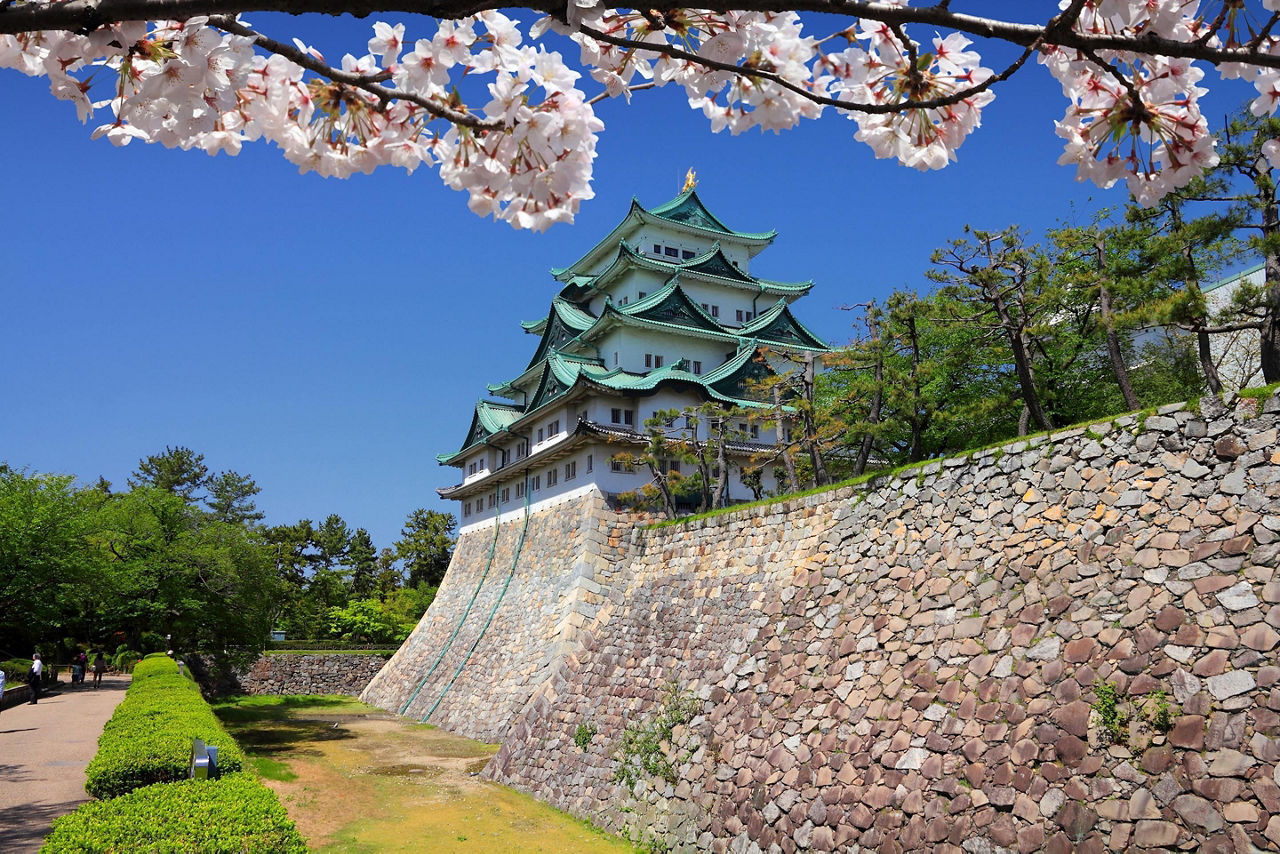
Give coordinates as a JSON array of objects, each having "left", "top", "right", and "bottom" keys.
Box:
[
  {"left": 547, "top": 467, "right": 559, "bottom": 486},
  {"left": 736, "top": 309, "right": 744, "bottom": 322},
  {"left": 565, "top": 461, "right": 577, "bottom": 480},
  {"left": 638, "top": 291, "right": 647, "bottom": 299},
  {"left": 537, "top": 428, "right": 544, "bottom": 443},
  {"left": 463, "top": 502, "right": 472, "bottom": 517},
  {"left": 488, "top": 493, "right": 497, "bottom": 508},
  {"left": 501, "top": 487, "right": 510, "bottom": 503},
  {"left": 664, "top": 246, "right": 679, "bottom": 257},
  {"left": 644, "top": 353, "right": 652, "bottom": 368},
  {"left": 691, "top": 360, "right": 702, "bottom": 375},
  {"left": 515, "top": 481, "right": 525, "bottom": 499},
  {"left": 750, "top": 424, "right": 760, "bottom": 439},
  {"left": 620, "top": 296, "right": 629, "bottom": 305},
  {"left": 587, "top": 454, "right": 593, "bottom": 473},
  {"left": 548, "top": 419, "right": 560, "bottom": 435},
  {"left": 611, "top": 459, "right": 635, "bottom": 473},
  {"left": 654, "top": 355, "right": 664, "bottom": 369},
  {"left": 533, "top": 474, "right": 541, "bottom": 491},
  {"left": 611, "top": 408, "right": 634, "bottom": 426},
  {"left": 652, "top": 243, "right": 662, "bottom": 254},
  {"left": 710, "top": 305, "right": 719, "bottom": 318},
  {"left": 682, "top": 250, "right": 695, "bottom": 259}
]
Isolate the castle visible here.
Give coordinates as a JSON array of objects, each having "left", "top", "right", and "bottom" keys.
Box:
[{"left": 436, "top": 184, "right": 831, "bottom": 528}]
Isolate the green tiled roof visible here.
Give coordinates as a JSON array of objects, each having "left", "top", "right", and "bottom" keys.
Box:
[
  {"left": 551, "top": 191, "right": 777, "bottom": 282},
  {"left": 739, "top": 299, "right": 830, "bottom": 351},
  {"left": 646, "top": 189, "right": 777, "bottom": 241},
  {"left": 437, "top": 401, "right": 523, "bottom": 463},
  {"left": 560, "top": 241, "right": 812, "bottom": 302}
]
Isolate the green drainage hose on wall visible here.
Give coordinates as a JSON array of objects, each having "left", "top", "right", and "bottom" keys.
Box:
[
  {"left": 397, "top": 491, "right": 503, "bottom": 717},
  {"left": 422, "top": 473, "right": 532, "bottom": 723}
]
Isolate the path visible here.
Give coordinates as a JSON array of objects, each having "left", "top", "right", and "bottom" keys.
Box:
[{"left": 0, "top": 675, "right": 129, "bottom": 853}]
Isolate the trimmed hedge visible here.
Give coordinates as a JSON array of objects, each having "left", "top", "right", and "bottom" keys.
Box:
[
  {"left": 41, "top": 773, "right": 308, "bottom": 853},
  {"left": 84, "top": 654, "right": 244, "bottom": 799}
]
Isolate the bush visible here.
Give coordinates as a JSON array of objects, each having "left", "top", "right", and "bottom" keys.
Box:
[
  {"left": 111, "top": 650, "right": 142, "bottom": 673},
  {"left": 41, "top": 773, "right": 307, "bottom": 853},
  {"left": 85, "top": 655, "right": 243, "bottom": 799},
  {"left": 139, "top": 631, "right": 167, "bottom": 654}
]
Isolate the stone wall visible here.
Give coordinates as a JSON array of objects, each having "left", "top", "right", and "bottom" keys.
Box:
[
  {"left": 478, "top": 394, "right": 1280, "bottom": 853},
  {"left": 361, "top": 488, "right": 647, "bottom": 742},
  {"left": 234, "top": 654, "right": 387, "bottom": 696}
]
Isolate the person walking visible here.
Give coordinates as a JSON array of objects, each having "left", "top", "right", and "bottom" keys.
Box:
[
  {"left": 28, "top": 653, "right": 43, "bottom": 704},
  {"left": 91, "top": 648, "right": 106, "bottom": 688}
]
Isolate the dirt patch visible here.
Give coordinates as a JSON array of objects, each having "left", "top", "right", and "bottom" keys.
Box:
[{"left": 216, "top": 698, "right": 634, "bottom": 853}]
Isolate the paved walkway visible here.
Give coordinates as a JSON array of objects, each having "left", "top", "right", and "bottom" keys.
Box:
[{"left": 0, "top": 676, "right": 129, "bottom": 853}]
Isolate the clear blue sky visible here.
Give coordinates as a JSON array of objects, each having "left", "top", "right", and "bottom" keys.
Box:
[{"left": 0, "top": 7, "right": 1257, "bottom": 551}]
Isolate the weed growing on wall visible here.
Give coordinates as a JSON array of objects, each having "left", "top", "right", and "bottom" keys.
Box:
[
  {"left": 1092, "top": 681, "right": 1127, "bottom": 746},
  {"left": 613, "top": 683, "right": 701, "bottom": 790},
  {"left": 574, "top": 723, "right": 597, "bottom": 752}
]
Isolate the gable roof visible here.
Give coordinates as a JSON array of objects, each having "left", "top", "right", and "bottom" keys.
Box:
[{"left": 551, "top": 191, "right": 777, "bottom": 281}]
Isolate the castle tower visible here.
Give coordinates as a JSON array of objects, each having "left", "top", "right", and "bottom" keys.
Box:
[{"left": 437, "top": 188, "right": 830, "bottom": 529}]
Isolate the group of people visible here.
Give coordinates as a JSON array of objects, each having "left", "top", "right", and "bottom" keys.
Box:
[
  {"left": 68, "top": 649, "right": 109, "bottom": 689},
  {"left": 0, "top": 648, "right": 110, "bottom": 712}
]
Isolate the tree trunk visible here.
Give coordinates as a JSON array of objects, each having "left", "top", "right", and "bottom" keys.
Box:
[
  {"left": 904, "top": 314, "right": 927, "bottom": 462},
  {"left": 993, "top": 291, "right": 1054, "bottom": 430},
  {"left": 853, "top": 311, "right": 884, "bottom": 477},
  {"left": 1197, "top": 323, "right": 1224, "bottom": 395},
  {"left": 801, "top": 354, "right": 829, "bottom": 486},
  {"left": 1018, "top": 405, "right": 1031, "bottom": 437},
  {"left": 773, "top": 387, "right": 799, "bottom": 492},
  {"left": 1097, "top": 237, "right": 1141, "bottom": 410},
  {"left": 1262, "top": 198, "right": 1280, "bottom": 382}
]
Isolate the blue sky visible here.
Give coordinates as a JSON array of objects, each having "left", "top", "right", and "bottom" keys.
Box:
[{"left": 0, "top": 7, "right": 1259, "bottom": 551}]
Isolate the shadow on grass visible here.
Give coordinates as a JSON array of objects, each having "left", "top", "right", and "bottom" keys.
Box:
[{"left": 212, "top": 694, "right": 376, "bottom": 725}]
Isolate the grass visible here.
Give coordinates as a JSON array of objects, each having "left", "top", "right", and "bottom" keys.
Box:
[
  {"left": 211, "top": 694, "right": 380, "bottom": 724},
  {"left": 1240, "top": 381, "right": 1280, "bottom": 400},
  {"left": 211, "top": 694, "right": 638, "bottom": 854}
]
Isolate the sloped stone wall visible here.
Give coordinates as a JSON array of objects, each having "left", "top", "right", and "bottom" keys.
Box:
[
  {"left": 485, "top": 394, "right": 1280, "bottom": 853},
  {"left": 361, "top": 488, "right": 645, "bottom": 742}
]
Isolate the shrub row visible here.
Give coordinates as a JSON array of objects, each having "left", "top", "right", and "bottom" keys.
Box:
[
  {"left": 41, "top": 773, "right": 307, "bottom": 853},
  {"left": 84, "top": 654, "right": 244, "bottom": 799}
]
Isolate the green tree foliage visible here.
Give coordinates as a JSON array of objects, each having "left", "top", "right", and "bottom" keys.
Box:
[
  {"left": 0, "top": 468, "right": 100, "bottom": 653},
  {"left": 128, "top": 446, "right": 209, "bottom": 500},
  {"left": 394, "top": 509, "right": 457, "bottom": 588},
  {"left": 326, "top": 598, "right": 412, "bottom": 644},
  {"left": 204, "top": 470, "right": 264, "bottom": 525},
  {"left": 347, "top": 528, "right": 379, "bottom": 598}
]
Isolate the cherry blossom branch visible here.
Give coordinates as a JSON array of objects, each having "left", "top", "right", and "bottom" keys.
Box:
[
  {"left": 208, "top": 15, "right": 499, "bottom": 129},
  {"left": 0, "top": 0, "right": 1278, "bottom": 73},
  {"left": 574, "top": 19, "right": 1035, "bottom": 116}
]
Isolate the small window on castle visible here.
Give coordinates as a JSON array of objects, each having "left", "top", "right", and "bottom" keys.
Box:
[
  {"left": 501, "top": 488, "right": 510, "bottom": 503},
  {"left": 533, "top": 474, "right": 542, "bottom": 491},
  {"left": 620, "top": 296, "right": 629, "bottom": 306},
  {"left": 701, "top": 303, "right": 709, "bottom": 311},
  {"left": 654, "top": 355, "right": 664, "bottom": 369},
  {"left": 537, "top": 428, "right": 544, "bottom": 443},
  {"left": 613, "top": 351, "right": 619, "bottom": 366},
  {"left": 549, "top": 419, "right": 560, "bottom": 435},
  {"left": 611, "top": 459, "right": 635, "bottom": 473},
  {"left": 664, "top": 246, "right": 679, "bottom": 257},
  {"left": 565, "top": 461, "right": 577, "bottom": 480},
  {"left": 736, "top": 309, "right": 744, "bottom": 322},
  {"left": 710, "top": 305, "right": 719, "bottom": 318},
  {"left": 488, "top": 494, "right": 497, "bottom": 508},
  {"left": 638, "top": 291, "right": 647, "bottom": 299},
  {"left": 515, "top": 482, "right": 525, "bottom": 499},
  {"left": 624, "top": 409, "right": 634, "bottom": 426},
  {"left": 652, "top": 243, "right": 662, "bottom": 254},
  {"left": 691, "top": 360, "right": 702, "bottom": 374},
  {"left": 586, "top": 454, "right": 593, "bottom": 473},
  {"left": 644, "top": 353, "right": 653, "bottom": 368},
  {"left": 750, "top": 424, "right": 760, "bottom": 439},
  {"left": 682, "top": 250, "right": 695, "bottom": 259},
  {"left": 548, "top": 467, "right": 559, "bottom": 486},
  {"left": 463, "top": 502, "right": 472, "bottom": 517}
]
